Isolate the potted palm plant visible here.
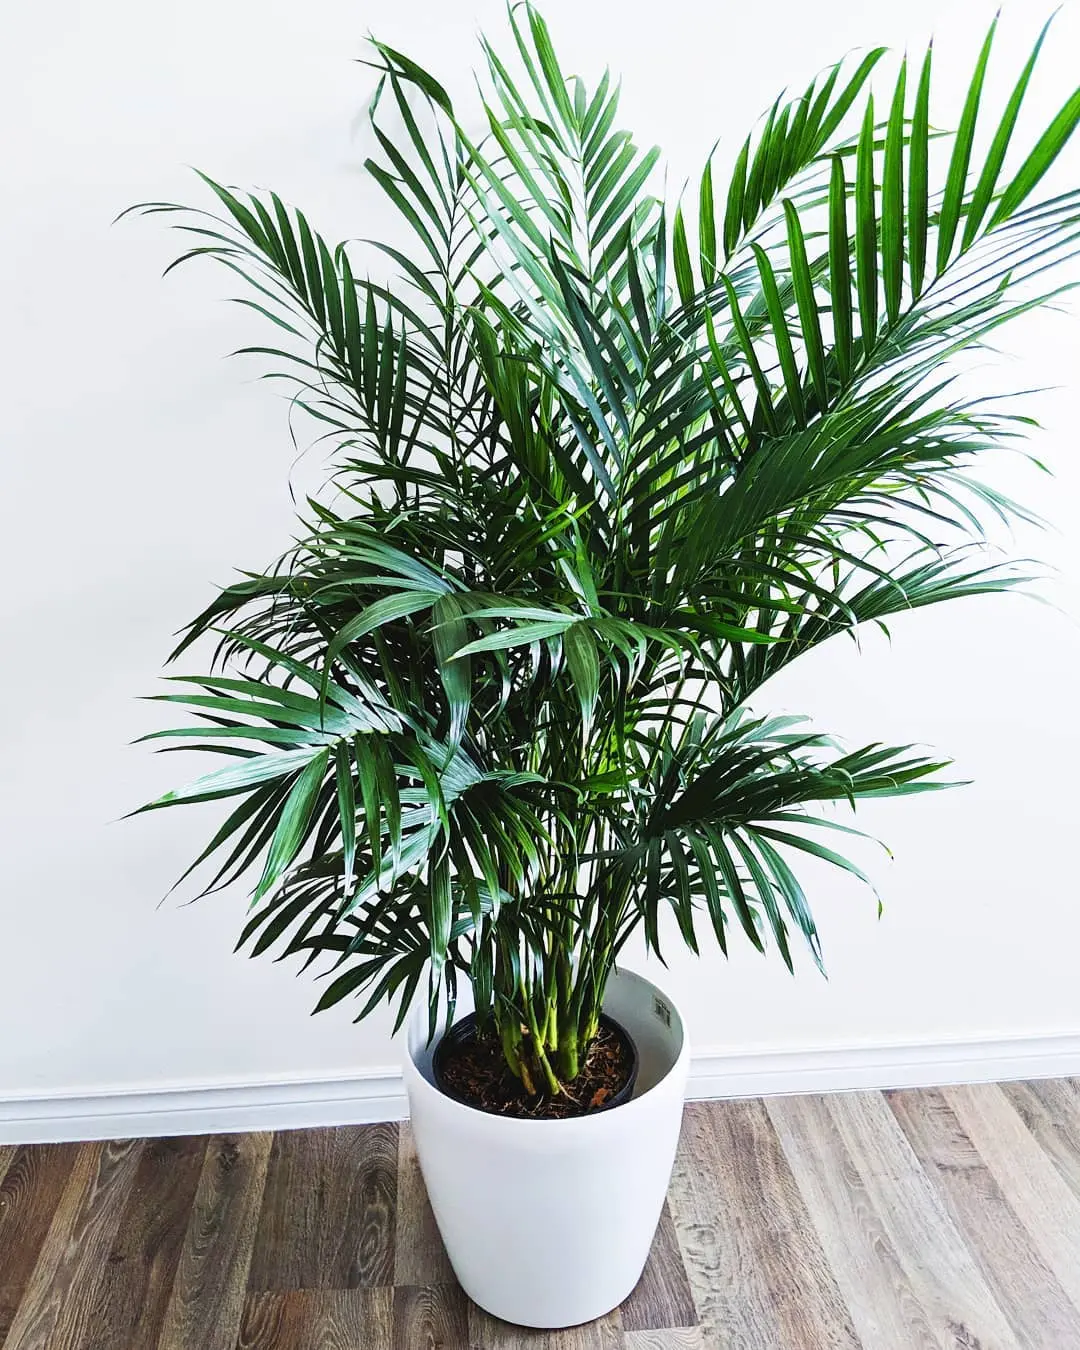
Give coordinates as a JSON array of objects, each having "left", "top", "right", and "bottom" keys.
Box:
[{"left": 131, "top": 3, "right": 1080, "bottom": 1329}]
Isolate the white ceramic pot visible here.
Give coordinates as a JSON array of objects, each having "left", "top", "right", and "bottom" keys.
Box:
[{"left": 402, "top": 968, "right": 690, "bottom": 1329}]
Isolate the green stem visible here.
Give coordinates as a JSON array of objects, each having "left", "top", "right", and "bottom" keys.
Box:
[
  {"left": 515, "top": 988, "right": 564, "bottom": 1101},
  {"left": 555, "top": 1035, "right": 579, "bottom": 1081},
  {"left": 522, "top": 984, "right": 563, "bottom": 1097},
  {"left": 517, "top": 1052, "right": 538, "bottom": 1098}
]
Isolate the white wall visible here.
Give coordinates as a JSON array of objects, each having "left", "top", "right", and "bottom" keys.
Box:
[{"left": 2, "top": 0, "right": 1078, "bottom": 1102}]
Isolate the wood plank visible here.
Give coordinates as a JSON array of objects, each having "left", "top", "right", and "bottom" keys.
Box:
[
  {"left": 668, "top": 1099, "right": 859, "bottom": 1349},
  {"left": 889, "top": 1086, "right": 1080, "bottom": 1350},
  {"left": 622, "top": 1331, "right": 711, "bottom": 1350},
  {"left": 0, "top": 1144, "right": 14, "bottom": 1328},
  {"left": 896, "top": 1085, "right": 1080, "bottom": 1350},
  {"left": 155, "top": 1130, "right": 272, "bottom": 1350},
  {"left": 944, "top": 1082, "right": 1080, "bottom": 1318},
  {"left": 780, "top": 1090, "right": 1020, "bottom": 1349},
  {"left": 467, "top": 1304, "right": 622, "bottom": 1349},
  {"left": 618, "top": 1201, "right": 697, "bottom": 1332},
  {"left": 394, "top": 1123, "right": 454, "bottom": 1286},
  {"left": 0, "top": 1287, "right": 17, "bottom": 1345},
  {"left": 2, "top": 1137, "right": 143, "bottom": 1350},
  {"left": 237, "top": 1288, "right": 394, "bottom": 1350},
  {"left": 769, "top": 1092, "right": 963, "bottom": 1350},
  {"left": 0, "top": 1143, "right": 79, "bottom": 1341},
  {"left": 1000, "top": 1078, "right": 1080, "bottom": 1207},
  {"left": 88, "top": 1135, "right": 208, "bottom": 1350},
  {"left": 248, "top": 1123, "right": 397, "bottom": 1291},
  {"left": 392, "top": 1284, "right": 469, "bottom": 1349}
]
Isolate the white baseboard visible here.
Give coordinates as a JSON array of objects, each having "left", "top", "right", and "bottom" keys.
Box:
[
  {"left": 0, "top": 1071, "right": 409, "bottom": 1146},
  {"left": 3, "top": 1031, "right": 1079, "bottom": 1146},
  {"left": 684, "top": 1030, "right": 1080, "bottom": 1103}
]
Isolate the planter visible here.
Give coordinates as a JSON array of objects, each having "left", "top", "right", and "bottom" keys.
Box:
[{"left": 402, "top": 968, "right": 690, "bottom": 1329}]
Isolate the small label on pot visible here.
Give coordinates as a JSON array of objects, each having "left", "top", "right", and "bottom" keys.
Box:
[{"left": 653, "top": 995, "right": 671, "bottom": 1027}]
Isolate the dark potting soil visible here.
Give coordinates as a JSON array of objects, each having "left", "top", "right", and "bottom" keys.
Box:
[{"left": 436, "top": 1019, "right": 636, "bottom": 1120}]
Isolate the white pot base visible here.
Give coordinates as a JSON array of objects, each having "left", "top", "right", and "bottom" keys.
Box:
[{"left": 402, "top": 969, "right": 690, "bottom": 1329}]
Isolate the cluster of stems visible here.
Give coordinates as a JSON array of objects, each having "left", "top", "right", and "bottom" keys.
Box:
[{"left": 475, "top": 858, "right": 633, "bottom": 1098}]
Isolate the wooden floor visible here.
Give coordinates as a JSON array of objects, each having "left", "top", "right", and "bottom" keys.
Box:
[{"left": 1, "top": 1080, "right": 1079, "bottom": 1348}]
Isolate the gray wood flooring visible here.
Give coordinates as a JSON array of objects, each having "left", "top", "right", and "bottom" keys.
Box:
[{"left": 1, "top": 1078, "right": 1079, "bottom": 1347}]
